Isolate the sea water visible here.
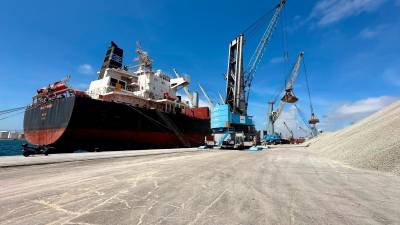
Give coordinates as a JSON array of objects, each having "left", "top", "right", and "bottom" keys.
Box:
[{"left": 0, "top": 139, "right": 27, "bottom": 156}]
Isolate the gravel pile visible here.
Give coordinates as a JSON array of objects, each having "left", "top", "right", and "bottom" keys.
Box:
[{"left": 307, "top": 101, "right": 400, "bottom": 175}]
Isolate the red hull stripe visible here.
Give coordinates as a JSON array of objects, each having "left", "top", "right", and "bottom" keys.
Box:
[
  {"left": 25, "top": 128, "right": 206, "bottom": 146},
  {"left": 69, "top": 129, "right": 205, "bottom": 145},
  {"left": 25, "top": 128, "right": 66, "bottom": 145}
]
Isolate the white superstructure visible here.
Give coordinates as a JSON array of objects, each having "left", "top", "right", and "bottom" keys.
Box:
[
  {"left": 87, "top": 44, "right": 189, "bottom": 103},
  {"left": 87, "top": 67, "right": 187, "bottom": 100}
]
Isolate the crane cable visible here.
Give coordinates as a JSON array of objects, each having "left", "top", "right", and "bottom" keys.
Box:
[
  {"left": 269, "top": 6, "right": 290, "bottom": 105},
  {"left": 293, "top": 104, "right": 312, "bottom": 130},
  {"left": 281, "top": 6, "right": 289, "bottom": 65},
  {"left": 302, "top": 58, "right": 315, "bottom": 114},
  {"left": 0, "top": 111, "right": 25, "bottom": 121},
  {"left": 0, "top": 106, "right": 27, "bottom": 121},
  {"left": 0, "top": 106, "right": 26, "bottom": 116},
  {"left": 241, "top": 8, "right": 275, "bottom": 40}
]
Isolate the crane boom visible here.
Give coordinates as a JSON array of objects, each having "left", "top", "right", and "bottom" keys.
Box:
[
  {"left": 285, "top": 52, "right": 304, "bottom": 91},
  {"left": 212, "top": 0, "right": 288, "bottom": 148},
  {"left": 245, "top": 0, "right": 287, "bottom": 105},
  {"left": 173, "top": 69, "right": 192, "bottom": 100},
  {"left": 198, "top": 82, "right": 213, "bottom": 108},
  {"left": 273, "top": 52, "right": 304, "bottom": 120},
  {"left": 173, "top": 68, "right": 199, "bottom": 107},
  {"left": 283, "top": 122, "right": 293, "bottom": 138},
  {"left": 218, "top": 92, "right": 224, "bottom": 104}
]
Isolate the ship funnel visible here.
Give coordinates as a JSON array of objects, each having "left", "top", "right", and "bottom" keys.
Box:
[{"left": 98, "top": 41, "right": 124, "bottom": 79}]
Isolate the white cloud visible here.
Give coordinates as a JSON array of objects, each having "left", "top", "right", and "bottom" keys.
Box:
[
  {"left": 269, "top": 56, "right": 285, "bottom": 64},
  {"left": 359, "top": 24, "right": 388, "bottom": 39},
  {"left": 78, "top": 64, "right": 94, "bottom": 75},
  {"left": 248, "top": 99, "right": 316, "bottom": 137},
  {"left": 293, "top": 15, "right": 302, "bottom": 21},
  {"left": 73, "top": 83, "right": 89, "bottom": 90},
  {"left": 359, "top": 27, "right": 379, "bottom": 39},
  {"left": 336, "top": 96, "right": 396, "bottom": 116},
  {"left": 198, "top": 99, "right": 212, "bottom": 108},
  {"left": 179, "top": 92, "right": 212, "bottom": 108},
  {"left": 309, "top": 0, "right": 387, "bottom": 26},
  {"left": 274, "top": 105, "right": 312, "bottom": 138},
  {"left": 383, "top": 67, "right": 400, "bottom": 86},
  {"left": 321, "top": 96, "right": 398, "bottom": 130}
]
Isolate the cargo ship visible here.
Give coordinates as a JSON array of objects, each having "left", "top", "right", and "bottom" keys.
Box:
[{"left": 23, "top": 42, "right": 210, "bottom": 154}]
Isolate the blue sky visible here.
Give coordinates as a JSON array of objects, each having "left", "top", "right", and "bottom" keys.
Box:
[{"left": 1, "top": 0, "right": 399, "bottom": 135}]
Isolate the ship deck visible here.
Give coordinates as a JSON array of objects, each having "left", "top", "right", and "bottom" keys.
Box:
[{"left": 1, "top": 147, "right": 400, "bottom": 224}]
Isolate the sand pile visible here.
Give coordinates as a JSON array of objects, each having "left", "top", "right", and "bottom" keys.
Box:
[{"left": 307, "top": 101, "right": 400, "bottom": 175}]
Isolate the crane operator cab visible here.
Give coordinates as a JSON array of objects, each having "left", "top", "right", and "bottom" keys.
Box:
[{"left": 281, "top": 88, "right": 298, "bottom": 103}]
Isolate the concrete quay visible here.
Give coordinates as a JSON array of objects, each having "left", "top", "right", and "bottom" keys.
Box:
[{"left": 1, "top": 147, "right": 399, "bottom": 225}]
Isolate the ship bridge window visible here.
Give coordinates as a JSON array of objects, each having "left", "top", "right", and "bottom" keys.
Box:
[
  {"left": 126, "top": 85, "right": 137, "bottom": 92},
  {"left": 118, "top": 80, "right": 126, "bottom": 89},
  {"left": 121, "top": 76, "right": 130, "bottom": 82},
  {"left": 110, "top": 78, "right": 118, "bottom": 87}
]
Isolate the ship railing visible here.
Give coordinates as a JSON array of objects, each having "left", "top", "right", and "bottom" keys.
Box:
[
  {"left": 86, "top": 87, "right": 113, "bottom": 98},
  {"left": 31, "top": 90, "right": 75, "bottom": 107},
  {"left": 87, "top": 86, "right": 135, "bottom": 97}
]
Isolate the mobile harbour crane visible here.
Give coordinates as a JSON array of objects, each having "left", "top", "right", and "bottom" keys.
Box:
[
  {"left": 211, "top": 0, "right": 287, "bottom": 149},
  {"left": 264, "top": 51, "right": 304, "bottom": 144}
]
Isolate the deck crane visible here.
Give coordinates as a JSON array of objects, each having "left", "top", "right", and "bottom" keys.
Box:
[
  {"left": 218, "top": 92, "right": 225, "bottom": 104},
  {"left": 265, "top": 52, "right": 304, "bottom": 143},
  {"left": 211, "top": 0, "right": 288, "bottom": 149},
  {"left": 173, "top": 68, "right": 199, "bottom": 107},
  {"left": 198, "top": 82, "right": 214, "bottom": 108}
]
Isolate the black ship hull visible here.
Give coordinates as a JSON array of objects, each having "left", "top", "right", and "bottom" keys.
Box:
[{"left": 23, "top": 96, "right": 210, "bottom": 153}]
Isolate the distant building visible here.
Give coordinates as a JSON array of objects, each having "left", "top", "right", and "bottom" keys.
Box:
[
  {"left": 0, "top": 131, "right": 24, "bottom": 139},
  {"left": 0, "top": 131, "right": 10, "bottom": 139},
  {"left": 8, "top": 132, "right": 19, "bottom": 139},
  {"left": 18, "top": 133, "right": 25, "bottom": 140}
]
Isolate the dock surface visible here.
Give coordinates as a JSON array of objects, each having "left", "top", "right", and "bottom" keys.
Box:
[{"left": 1, "top": 147, "right": 399, "bottom": 225}]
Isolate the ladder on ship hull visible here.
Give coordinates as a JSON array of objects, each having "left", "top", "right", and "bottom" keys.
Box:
[{"left": 156, "top": 111, "right": 191, "bottom": 148}]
